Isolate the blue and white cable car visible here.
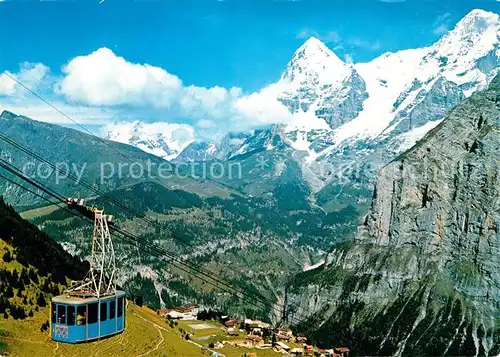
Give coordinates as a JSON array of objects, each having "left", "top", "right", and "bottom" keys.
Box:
[
  {"left": 51, "top": 291, "right": 126, "bottom": 343},
  {"left": 51, "top": 199, "right": 126, "bottom": 343}
]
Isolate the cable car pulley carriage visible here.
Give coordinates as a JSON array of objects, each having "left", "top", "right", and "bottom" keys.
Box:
[{"left": 51, "top": 198, "right": 126, "bottom": 343}]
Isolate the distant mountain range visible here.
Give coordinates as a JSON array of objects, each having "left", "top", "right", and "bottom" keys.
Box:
[{"left": 104, "top": 9, "right": 500, "bottom": 196}]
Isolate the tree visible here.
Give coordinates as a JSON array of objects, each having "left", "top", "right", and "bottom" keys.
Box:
[
  {"left": 37, "top": 292, "right": 47, "bottom": 307},
  {"left": 20, "top": 268, "right": 30, "bottom": 285},
  {"left": 0, "top": 299, "right": 7, "bottom": 313},
  {"left": 272, "top": 333, "right": 277, "bottom": 346},
  {"left": 4, "top": 285, "right": 13, "bottom": 298},
  {"left": 2, "top": 250, "right": 12, "bottom": 263},
  {"left": 42, "top": 279, "right": 51, "bottom": 293},
  {"left": 10, "top": 305, "right": 26, "bottom": 320},
  {"left": 28, "top": 268, "right": 39, "bottom": 284},
  {"left": 135, "top": 296, "right": 143, "bottom": 307}
]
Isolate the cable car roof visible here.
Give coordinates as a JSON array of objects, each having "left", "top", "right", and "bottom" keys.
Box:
[{"left": 52, "top": 290, "right": 126, "bottom": 305}]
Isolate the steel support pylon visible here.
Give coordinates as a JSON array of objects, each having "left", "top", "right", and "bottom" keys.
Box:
[{"left": 64, "top": 199, "right": 117, "bottom": 298}]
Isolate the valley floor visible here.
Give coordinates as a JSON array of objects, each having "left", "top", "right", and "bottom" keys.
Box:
[{"left": 0, "top": 303, "right": 281, "bottom": 357}]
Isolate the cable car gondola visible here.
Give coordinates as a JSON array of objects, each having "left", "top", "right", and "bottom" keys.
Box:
[{"left": 51, "top": 199, "right": 126, "bottom": 343}]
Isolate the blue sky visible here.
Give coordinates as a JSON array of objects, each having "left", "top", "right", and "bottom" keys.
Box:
[
  {"left": 1, "top": 0, "right": 499, "bottom": 91},
  {"left": 0, "top": 0, "right": 499, "bottom": 143}
]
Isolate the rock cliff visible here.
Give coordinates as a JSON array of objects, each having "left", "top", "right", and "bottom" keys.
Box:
[{"left": 284, "top": 74, "right": 500, "bottom": 356}]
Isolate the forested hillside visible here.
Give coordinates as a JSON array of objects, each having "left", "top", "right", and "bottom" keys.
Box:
[{"left": 0, "top": 196, "right": 87, "bottom": 323}]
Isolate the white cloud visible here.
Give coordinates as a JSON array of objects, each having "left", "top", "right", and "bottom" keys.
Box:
[
  {"left": 296, "top": 29, "right": 340, "bottom": 44},
  {"left": 0, "top": 72, "right": 17, "bottom": 95},
  {"left": 433, "top": 13, "right": 452, "bottom": 35},
  {"left": 347, "top": 38, "right": 381, "bottom": 51},
  {"left": 179, "top": 85, "right": 241, "bottom": 119},
  {"left": 296, "top": 30, "right": 380, "bottom": 52},
  {"left": 0, "top": 62, "right": 51, "bottom": 96},
  {"left": 55, "top": 47, "right": 317, "bottom": 134},
  {"left": 58, "top": 48, "right": 183, "bottom": 107},
  {"left": 196, "top": 119, "right": 216, "bottom": 129},
  {"left": 56, "top": 48, "right": 246, "bottom": 123},
  {"left": 233, "top": 85, "right": 292, "bottom": 125},
  {"left": 1, "top": 48, "right": 330, "bottom": 142}
]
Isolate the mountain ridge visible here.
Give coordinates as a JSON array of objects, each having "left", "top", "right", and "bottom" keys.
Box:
[{"left": 283, "top": 71, "right": 500, "bottom": 356}]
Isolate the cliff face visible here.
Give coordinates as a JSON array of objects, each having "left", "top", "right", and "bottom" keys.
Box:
[{"left": 285, "top": 75, "right": 500, "bottom": 356}]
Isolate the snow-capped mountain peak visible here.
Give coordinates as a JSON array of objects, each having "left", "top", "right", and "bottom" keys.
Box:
[
  {"left": 105, "top": 9, "right": 500, "bottom": 193},
  {"left": 103, "top": 121, "right": 195, "bottom": 161},
  {"left": 280, "top": 36, "right": 350, "bottom": 87},
  {"left": 432, "top": 9, "right": 499, "bottom": 66},
  {"left": 455, "top": 8, "right": 499, "bottom": 32}
]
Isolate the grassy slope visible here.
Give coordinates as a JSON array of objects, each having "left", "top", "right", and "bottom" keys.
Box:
[
  {"left": 0, "top": 303, "right": 288, "bottom": 357},
  {"left": 0, "top": 304, "right": 203, "bottom": 357}
]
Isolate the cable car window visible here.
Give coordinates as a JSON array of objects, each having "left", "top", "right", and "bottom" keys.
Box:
[
  {"left": 110, "top": 300, "right": 116, "bottom": 319},
  {"left": 100, "top": 302, "right": 107, "bottom": 321},
  {"left": 67, "top": 306, "right": 76, "bottom": 326},
  {"left": 117, "top": 297, "right": 123, "bottom": 317},
  {"left": 88, "top": 303, "right": 98, "bottom": 324},
  {"left": 51, "top": 303, "right": 56, "bottom": 323},
  {"left": 57, "top": 305, "right": 66, "bottom": 324},
  {"left": 77, "top": 305, "right": 86, "bottom": 326}
]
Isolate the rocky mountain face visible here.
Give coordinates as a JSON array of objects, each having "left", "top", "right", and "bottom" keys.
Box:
[
  {"left": 283, "top": 74, "right": 500, "bottom": 356},
  {"left": 155, "top": 10, "right": 500, "bottom": 211},
  {"left": 174, "top": 131, "right": 253, "bottom": 163},
  {"left": 276, "top": 36, "right": 369, "bottom": 129}
]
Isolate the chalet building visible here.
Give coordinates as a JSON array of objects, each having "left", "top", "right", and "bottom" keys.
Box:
[
  {"left": 246, "top": 335, "right": 263, "bottom": 343},
  {"left": 276, "top": 328, "right": 294, "bottom": 342},
  {"left": 296, "top": 336, "right": 308, "bottom": 343},
  {"left": 157, "top": 309, "right": 170, "bottom": 317},
  {"left": 165, "top": 305, "right": 199, "bottom": 320}
]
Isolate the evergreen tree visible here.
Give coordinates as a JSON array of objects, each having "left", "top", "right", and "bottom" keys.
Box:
[
  {"left": 0, "top": 299, "right": 7, "bottom": 313},
  {"left": 37, "top": 292, "right": 47, "bottom": 307},
  {"left": 135, "top": 296, "right": 144, "bottom": 307},
  {"left": 42, "top": 279, "right": 51, "bottom": 293},
  {"left": 11, "top": 269, "right": 18, "bottom": 283},
  {"left": 2, "top": 249, "right": 12, "bottom": 263},
  {"left": 20, "top": 268, "right": 30, "bottom": 285},
  {"left": 5, "top": 285, "right": 13, "bottom": 298},
  {"left": 28, "top": 268, "right": 39, "bottom": 284}
]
